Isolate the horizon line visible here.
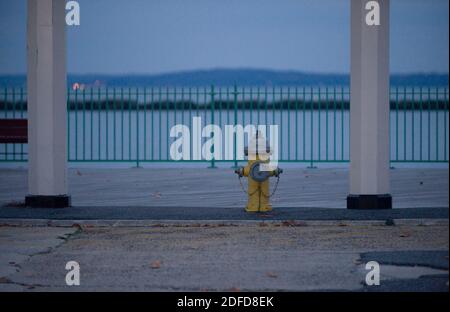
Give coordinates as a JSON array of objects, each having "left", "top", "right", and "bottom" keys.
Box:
[{"left": 0, "top": 67, "right": 449, "bottom": 77}]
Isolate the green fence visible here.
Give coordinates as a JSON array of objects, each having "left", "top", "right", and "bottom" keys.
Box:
[{"left": 0, "top": 86, "right": 448, "bottom": 167}]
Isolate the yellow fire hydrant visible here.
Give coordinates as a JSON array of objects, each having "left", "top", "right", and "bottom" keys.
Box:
[{"left": 234, "top": 132, "right": 283, "bottom": 212}]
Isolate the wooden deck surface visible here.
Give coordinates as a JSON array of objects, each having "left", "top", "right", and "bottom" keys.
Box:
[{"left": 0, "top": 167, "right": 448, "bottom": 208}]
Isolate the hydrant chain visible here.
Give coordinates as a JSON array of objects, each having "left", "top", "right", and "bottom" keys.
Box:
[
  {"left": 260, "top": 174, "right": 281, "bottom": 198},
  {"left": 238, "top": 173, "right": 281, "bottom": 198},
  {"left": 238, "top": 175, "right": 259, "bottom": 196}
]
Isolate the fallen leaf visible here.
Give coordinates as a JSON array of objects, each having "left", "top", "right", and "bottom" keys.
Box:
[
  {"left": 3, "top": 201, "right": 26, "bottom": 208},
  {"left": 151, "top": 260, "right": 161, "bottom": 269},
  {"left": 385, "top": 219, "right": 395, "bottom": 226},
  {"left": 229, "top": 287, "right": 240, "bottom": 292},
  {"left": 72, "top": 223, "right": 82, "bottom": 230},
  {"left": 0, "top": 277, "right": 11, "bottom": 284},
  {"left": 281, "top": 220, "right": 297, "bottom": 227},
  {"left": 399, "top": 233, "right": 410, "bottom": 238},
  {"left": 266, "top": 272, "right": 278, "bottom": 278},
  {"left": 152, "top": 192, "right": 162, "bottom": 199}
]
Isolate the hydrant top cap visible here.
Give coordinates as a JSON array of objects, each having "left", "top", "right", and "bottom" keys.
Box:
[{"left": 244, "top": 132, "right": 271, "bottom": 156}]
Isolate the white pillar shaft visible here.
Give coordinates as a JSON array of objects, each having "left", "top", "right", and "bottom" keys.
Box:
[
  {"left": 27, "top": 0, "right": 67, "bottom": 196},
  {"left": 350, "top": 0, "right": 390, "bottom": 195}
]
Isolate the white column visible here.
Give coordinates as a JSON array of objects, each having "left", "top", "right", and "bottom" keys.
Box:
[
  {"left": 26, "top": 0, "right": 70, "bottom": 207},
  {"left": 347, "top": 0, "right": 392, "bottom": 209}
]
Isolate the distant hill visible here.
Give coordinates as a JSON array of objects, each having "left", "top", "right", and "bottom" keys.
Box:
[{"left": 1, "top": 69, "right": 448, "bottom": 88}]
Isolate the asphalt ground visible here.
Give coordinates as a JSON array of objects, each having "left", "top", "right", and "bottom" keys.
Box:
[
  {"left": 0, "top": 223, "right": 448, "bottom": 291},
  {"left": 0, "top": 206, "right": 448, "bottom": 221}
]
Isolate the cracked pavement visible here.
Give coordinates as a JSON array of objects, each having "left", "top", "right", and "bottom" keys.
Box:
[{"left": 0, "top": 223, "right": 448, "bottom": 291}]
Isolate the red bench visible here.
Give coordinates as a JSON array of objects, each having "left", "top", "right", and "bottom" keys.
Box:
[{"left": 0, "top": 119, "right": 28, "bottom": 143}]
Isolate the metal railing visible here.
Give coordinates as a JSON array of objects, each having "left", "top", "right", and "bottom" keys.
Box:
[{"left": 0, "top": 86, "right": 448, "bottom": 167}]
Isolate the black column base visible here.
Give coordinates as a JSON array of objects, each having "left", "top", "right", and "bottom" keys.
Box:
[
  {"left": 25, "top": 195, "right": 71, "bottom": 208},
  {"left": 347, "top": 194, "right": 392, "bottom": 210}
]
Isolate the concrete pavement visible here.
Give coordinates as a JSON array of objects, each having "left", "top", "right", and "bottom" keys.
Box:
[{"left": 0, "top": 223, "right": 447, "bottom": 291}]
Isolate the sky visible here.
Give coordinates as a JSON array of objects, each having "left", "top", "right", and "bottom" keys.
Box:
[{"left": 0, "top": 0, "right": 448, "bottom": 75}]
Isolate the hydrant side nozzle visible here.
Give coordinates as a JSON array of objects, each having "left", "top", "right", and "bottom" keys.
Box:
[{"left": 274, "top": 168, "right": 283, "bottom": 177}]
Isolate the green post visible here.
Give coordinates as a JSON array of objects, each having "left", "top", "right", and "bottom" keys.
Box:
[
  {"left": 20, "top": 87, "right": 24, "bottom": 160},
  {"left": 136, "top": 88, "right": 140, "bottom": 168},
  {"left": 280, "top": 87, "right": 284, "bottom": 161},
  {"left": 90, "top": 88, "right": 93, "bottom": 160},
  {"left": 419, "top": 87, "right": 423, "bottom": 161},
  {"left": 302, "top": 87, "right": 306, "bottom": 161},
  {"left": 325, "top": 87, "right": 329, "bottom": 161},
  {"left": 3, "top": 88, "right": 5, "bottom": 161},
  {"left": 159, "top": 87, "right": 162, "bottom": 161},
  {"left": 287, "top": 87, "right": 290, "bottom": 161},
  {"left": 411, "top": 87, "right": 415, "bottom": 161},
  {"left": 151, "top": 87, "right": 154, "bottom": 161},
  {"left": 395, "top": 87, "right": 399, "bottom": 162},
  {"left": 98, "top": 88, "right": 101, "bottom": 160},
  {"left": 208, "top": 85, "right": 217, "bottom": 168},
  {"left": 12, "top": 87, "right": 16, "bottom": 160},
  {"left": 121, "top": 87, "right": 124, "bottom": 161},
  {"left": 75, "top": 88, "right": 78, "bottom": 160},
  {"left": 295, "top": 87, "right": 298, "bottom": 161},
  {"left": 333, "top": 87, "right": 336, "bottom": 161},
  {"left": 317, "top": 87, "right": 321, "bottom": 163},
  {"left": 166, "top": 88, "right": 169, "bottom": 161},
  {"left": 144, "top": 87, "right": 147, "bottom": 161},
  {"left": 113, "top": 88, "right": 117, "bottom": 161},
  {"left": 403, "top": 88, "right": 407, "bottom": 160},
  {"left": 428, "top": 87, "right": 431, "bottom": 161},
  {"left": 106, "top": 87, "right": 109, "bottom": 160},
  {"left": 308, "top": 87, "right": 316, "bottom": 168},
  {"left": 128, "top": 87, "right": 132, "bottom": 161},
  {"left": 232, "top": 84, "right": 238, "bottom": 168},
  {"left": 435, "top": 87, "right": 439, "bottom": 161},
  {"left": 341, "top": 87, "right": 345, "bottom": 161}
]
